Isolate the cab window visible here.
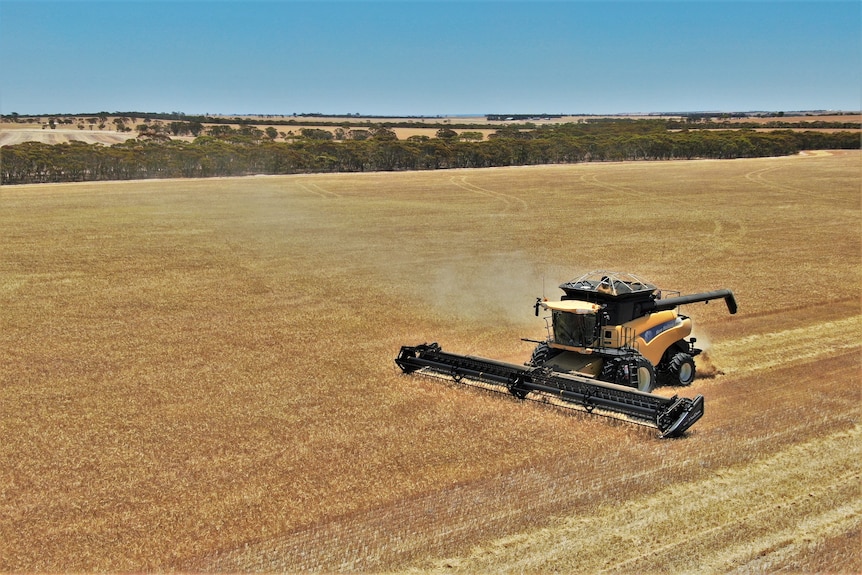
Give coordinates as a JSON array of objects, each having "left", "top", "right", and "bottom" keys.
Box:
[{"left": 553, "top": 311, "right": 597, "bottom": 347}]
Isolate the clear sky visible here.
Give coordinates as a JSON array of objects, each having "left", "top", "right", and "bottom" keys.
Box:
[{"left": 1, "top": 0, "right": 860, "bottom": 116}]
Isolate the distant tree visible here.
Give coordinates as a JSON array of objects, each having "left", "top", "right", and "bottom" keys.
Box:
[
  {"left": 459, "top": 131, "right": 484, "bottom": 142},
  {"left": 265, "top": 126, "right": 278, "bottom": 140},
  {"left": 372, "top": 127, "right": 397, "bottom": 141},
  {"left": 237, "top": 125, "right": 264, "bottom": 140},
  {"left": 348, "top": 129, "right": 371, "bottom": 141},
  {"left": 187, "top": 121, "right": 203, "bottom": 137},
  {"left": 300, "top": 128, "right": 333, "bottom": 141},
  {"left": 435, "top": 127, "right": 457, "bottom": 140},
  {"left": 168, "top": 122, "right": 188, "bottom": 136},
  {"left": 490, "top": 126, "right": 531, "bottom": 139},
  {"left": 207, "top": 125, "right": 235, "bottom": 138}
]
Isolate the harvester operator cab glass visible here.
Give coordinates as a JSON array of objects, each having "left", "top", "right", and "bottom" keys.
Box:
[
  {"left": 542, "top": 300, "right": 603, "bottom": 348},
  {"left": 552, "top": 310, "right": 597, "bottom": 348}
]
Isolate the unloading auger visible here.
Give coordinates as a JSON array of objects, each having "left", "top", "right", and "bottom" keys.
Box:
[{"left": 395, "top": 271, "right": 736, "bottom": 438}]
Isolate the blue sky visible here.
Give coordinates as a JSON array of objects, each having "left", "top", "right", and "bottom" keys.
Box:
[{"left": 1, "top": 1, "right": 860, "bottom": 116}]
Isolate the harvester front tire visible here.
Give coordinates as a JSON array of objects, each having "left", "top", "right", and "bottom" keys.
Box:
[
  {"left": 667, "top": 352, "right": 696, "bottom": 386},
  {"left": 528, "top": 342, "right": 558, "bottom": 367},
  {"left": 598, "top": 357, "right": 656, "bottom": 393},
  {"left": 635, "top": 357, "right": 656, "bottom": 393}
]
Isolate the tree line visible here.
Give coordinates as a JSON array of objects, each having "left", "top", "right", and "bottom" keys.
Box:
[{"left": 2, "top": 121, "right": 858, "bottom": 185}]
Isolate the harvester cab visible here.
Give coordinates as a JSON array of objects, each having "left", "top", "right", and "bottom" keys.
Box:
[{"left": 530, "top": 271, "right": 737, "bottom": 392}]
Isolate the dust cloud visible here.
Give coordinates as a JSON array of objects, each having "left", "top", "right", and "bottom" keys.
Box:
[
  {"left": 427, "top": 252, "right": 564, "bottom": 328},
  {"left": 691, "top": 331, "right": 725, "bottom": 378}
]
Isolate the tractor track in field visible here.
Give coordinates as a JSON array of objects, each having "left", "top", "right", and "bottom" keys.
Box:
[
  {"left": 743, "top": 165, "right": 823, "bottom": 199},
  {"left": 449, "top": 176, "right": 529, "bottom": 210},
  {"left": 294, "top": 181, "right": 341, "bottom": 199},
  {"left": 578, "top": 173, "right": 642, "bottom": 198}
]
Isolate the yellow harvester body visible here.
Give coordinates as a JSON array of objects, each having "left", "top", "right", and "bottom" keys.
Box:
[{"left": 529, "top": 271, "right": 736, "bottom": 391}]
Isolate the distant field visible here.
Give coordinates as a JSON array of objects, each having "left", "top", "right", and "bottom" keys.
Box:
[
  {"left": 723, "top": 114, "right": 861, "bottom": 124},
  {"left": 0, "top": 152, "right": 859, "bottom": 572},
  {"left": 0, "top": 128, "right": 133, "bottom": 146}
]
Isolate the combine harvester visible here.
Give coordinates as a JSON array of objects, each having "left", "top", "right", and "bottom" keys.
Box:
[{"left": 396, "top": 271, "right": 736, "bottom": 438}]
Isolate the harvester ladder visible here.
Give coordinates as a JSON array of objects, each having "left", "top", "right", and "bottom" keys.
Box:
[{"left": 628, "top": 358, "right": 640, "bottom": 389}]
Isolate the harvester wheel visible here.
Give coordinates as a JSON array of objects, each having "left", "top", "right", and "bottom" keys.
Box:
[
  {"left": 598, "top": 357, "right": 655, "bottom": 392},
  {"left": 528, "top": 342, "right": 559, "bottom": 367},
  {"left": 634, "top": 357, "right": 656, "bottom": 393},
  {"left": 667, "top": 352, "right": 696, "bottom": 386}
]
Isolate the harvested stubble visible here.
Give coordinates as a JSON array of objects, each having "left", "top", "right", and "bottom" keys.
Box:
[{"left": 0, "top": 152, "right": 860, "bottom": 572}]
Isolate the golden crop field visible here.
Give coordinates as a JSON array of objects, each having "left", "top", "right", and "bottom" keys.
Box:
[{"left": 1, "top": 151, "right": 859, "bottom": 572}]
